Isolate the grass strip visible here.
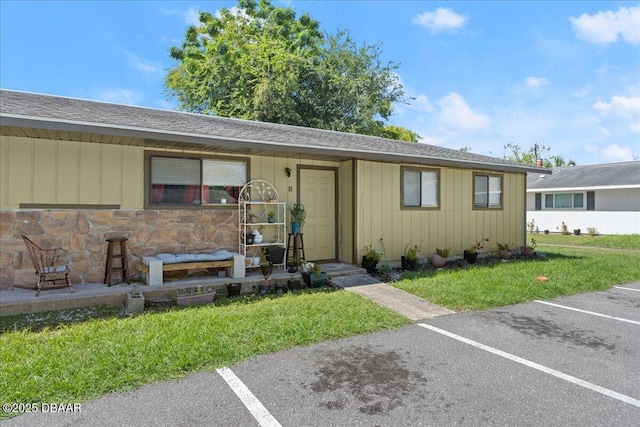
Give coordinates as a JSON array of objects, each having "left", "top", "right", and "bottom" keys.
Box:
[
  {"left": 0, "top": 290, "right": 409, "bottom": 418},
  {"left": 529, "top": 232, "right": 640, "bottom": 250},
  {"left": 393, "top": 246, "right": 640, "bottom": 312}
]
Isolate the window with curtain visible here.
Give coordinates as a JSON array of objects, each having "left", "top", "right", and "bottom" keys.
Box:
[
  {"left": 149, "top": 155, "right": 247, "bottom": 206},
  {"left": 543, "top": 192, "right": 585, "bottom": 209},
  {"left": 401, "top": 167, "right": 440, "bottom": 209},
  {"left": 474, "top": 173, "right": 502, "bottom": 209}
]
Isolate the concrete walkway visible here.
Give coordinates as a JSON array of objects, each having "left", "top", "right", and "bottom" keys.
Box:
[
  {"left": 1, "top": 264, "right": 455, "bottom": 322},
  {"left": 331, "top": 274, "right": 455, "bottom": 320}
]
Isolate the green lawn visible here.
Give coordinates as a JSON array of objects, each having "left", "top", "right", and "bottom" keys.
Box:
[
  {"left": 530, "top": 232, "right": 640, "bottom": 250},
  {"left": 0, "top": 291, "right": 409, "bottom": 419},
  {"left": 393, "top": 244, "right": 640, "bottom": 312},
  {"left": 2, "top": 234, "right": 639, "bottom": 418}
]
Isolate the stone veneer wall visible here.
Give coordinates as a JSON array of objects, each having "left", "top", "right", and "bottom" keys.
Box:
[{"left": 0, "top": 209, "right": 239, "bottom": 290}]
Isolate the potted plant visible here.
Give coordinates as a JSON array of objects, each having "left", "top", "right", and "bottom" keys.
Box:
[
  {"left": 248, "top": 212, "right": 258, "bottom": 224},
  {"left": 289, "top": 203, "right": 306, "bottom": 234},
  {"left": 260, "top": 260, "right": 274, "bottom": 278},
  {"left": 521, "top": 238, "right": 537, "bottom": 257},
  {"left": 267, "top": 246, "right": 286, "bottom": 265},
  {"left": 497, "top": 243, "right": 513, "bottom": 260},
  {"left": 431, "top": 248, "right": 449, "bottom": 268},
  {"left": 267, "top": 211, "right": 276, "bottom": 223},
  {"left": 287, "top": 275, "right": 304, "bottom": 291},
  {"left": 302, "top": 263, "right": 327, "bottom": 288},
  {"left": 574, "top": 228, "right": 581, "bottom": 235},
  {"left": 464, "top": 241, "right": 485, "bottom": 264},
  {"left": 557, "top": 221, "right": 569, "bottom": 235},
  {"left": 361, "top": 245, "right": 382, "bottom": 273},
  {"left": 226, "top": 282, "right": 242, "bottom": 298},
  {"left": 175, "top": 286, "right": 216, "bottom": 307},
  {"left": 402, "top": 244, "right": 420, "bottom": 270}
]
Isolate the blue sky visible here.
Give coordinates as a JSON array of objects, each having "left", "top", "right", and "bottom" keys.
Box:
[{"left": 1, "top": 1, "right": 639, "bottom": 165}]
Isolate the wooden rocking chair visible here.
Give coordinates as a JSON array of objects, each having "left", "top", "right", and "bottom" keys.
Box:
[{"left": 19, "top": 235, "right": 73, "bottom": 296}]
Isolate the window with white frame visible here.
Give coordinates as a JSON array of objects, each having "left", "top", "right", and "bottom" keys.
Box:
[
  {"left": 474, "top": 173, "right": 502, "bottom": 209},
  {"left": 544, "top": 193, "right": 584, "bottom": 209},
  {"left": 148, "top": 155, "right": 248, "bottom": 206},
  {"left": 401, "top": 167, "right": 440, "bottom": 209}
]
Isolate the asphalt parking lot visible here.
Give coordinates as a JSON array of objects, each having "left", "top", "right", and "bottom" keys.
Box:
[{"left": 6, "top": 282, "right": 639, "bottom": 426}]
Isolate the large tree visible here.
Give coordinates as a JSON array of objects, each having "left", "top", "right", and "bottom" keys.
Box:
[{"left": 165, "top": 0, "right": 407, "bottom": 138}]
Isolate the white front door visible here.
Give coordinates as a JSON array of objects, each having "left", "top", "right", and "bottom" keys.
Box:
[{"left": 299, "top": 167, "right": 337, "bottom": 261}]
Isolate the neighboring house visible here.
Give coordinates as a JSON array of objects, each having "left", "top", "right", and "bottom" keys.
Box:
[
  {"left": 0, "top": 89, "right": 545, "bottom": 289},
  {"left": 526, "top": 161, "right": 640, "bottom": 235}
]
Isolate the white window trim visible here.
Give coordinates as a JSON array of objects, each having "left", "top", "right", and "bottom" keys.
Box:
[{"left": 542, "top": 192, "right": 586, "bottom": 210}]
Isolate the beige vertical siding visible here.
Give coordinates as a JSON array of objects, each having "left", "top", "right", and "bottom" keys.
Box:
[
  {"left": 338, "top": 160, "right": 353, "bottom": 263},
  {"left": 0, "top": 136, "right": 143, "bottom": 209},
  {"left": 355, "top": 160, "right": 526, "bottom": 262},
  {"left": 248, "top": 155, "right": 353, "bottom": 262}
]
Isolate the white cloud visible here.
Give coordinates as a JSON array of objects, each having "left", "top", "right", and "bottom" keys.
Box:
[
  {"left": 95, "top": 89, "right": 144, "bottom": 106},
  {"left": 525, "top": 76, "right": 550, "bottom": 88},
  {"left": 185, "top": 7, "right": 201, "bottom": 26},
  {"left": 124, "top": 52, "right": 160, "bottom": 74},
  {"left": 593, "top": 96, "right": 640, "bottom": 117},
  {"left": 410, "top": 94, "right": 434, "bottom": 112},
  {"left": 570, "top": 5, "right": 640, "bottom": 45},
  {"left": 593, "top": 96, "right": 640, "bottom": 133},
  {"left": 412, "top": 8, "right": 468, "bottom": 33},
  {"left": 599, "top": 144, "right": 633, "bottom": 163},
  {"left": 437, "top": 93, "right": 491, "bottom": 131}
]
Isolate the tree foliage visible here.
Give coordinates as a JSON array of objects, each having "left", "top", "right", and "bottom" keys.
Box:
[
  {"left": 503, "top": 142, "right": 576, "bottom": 167},
  {"left": 165, "top": 0, "right": 407, "bottom": 138},
  {"left": 383, "top": 125, "right": 420, "bottom": 142}
]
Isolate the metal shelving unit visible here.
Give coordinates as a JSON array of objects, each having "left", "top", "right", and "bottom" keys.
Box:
[{"left": 238, "top": 180, "right": 287, "bottom": 268}]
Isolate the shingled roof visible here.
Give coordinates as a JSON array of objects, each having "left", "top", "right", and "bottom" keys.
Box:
[
  {"left": 527, "top": 161, "right": 640, "bottom": 191},
  {"left": 1, "top": 89, "right": 545, "bottom": 173}
]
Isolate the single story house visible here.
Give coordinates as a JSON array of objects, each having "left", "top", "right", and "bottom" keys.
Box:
[
  {"left": 1, "top": 89, "right": 546, "bottom": 290},
  {"left": 526, "top": 161, "right": 640, "bottom": 235}
]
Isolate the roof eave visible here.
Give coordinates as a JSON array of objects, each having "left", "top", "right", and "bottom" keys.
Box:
[
  {"left": 526, "top": 184, "right": 640, "bottom": 192},
  {"left": 1, "top": 113, "right": 549, "bottom": 174}
]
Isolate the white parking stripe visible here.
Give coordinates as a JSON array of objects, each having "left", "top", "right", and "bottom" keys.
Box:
[
  {"left": 534, "top": 300, "right": 640, "bottom": 325},
  {"left": 217, "top": 367, "right": 282, "bottom": 427},
  {"left": 614, "top": 286, "right": 640, "bottom": 293},
  {"left": 418, "top": 323, "right": 640, "bottom": 408}
]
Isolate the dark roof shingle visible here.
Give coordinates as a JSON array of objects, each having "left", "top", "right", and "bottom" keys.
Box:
[
  {"left": 1, "top": 89, "right": 546, "bottom": 173},
  {"left": 527, "top": 161, "right": 640, "bottom": 190}
]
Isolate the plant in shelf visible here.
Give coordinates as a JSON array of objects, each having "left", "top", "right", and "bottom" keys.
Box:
[
  {"left": 431, "top": 248, "right": 448, "bottom": 268},
  {"left": 301, "top": 262, "right": 327, "bottom": 288},
  {"left": 361, "top": 245, "right": 382, "bottom": 273},
  {"left": 289, "top": 203, "right": 306, "bottom": 234},
  {"left": 267, "top": 211, "right": 276, "bottom": 223},
  {"left": 247, "top": 212, "right": 258, "bottom": 224}
]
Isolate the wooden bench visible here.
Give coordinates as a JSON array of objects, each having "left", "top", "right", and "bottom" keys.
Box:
[{"left": 137, "top": 254, "right": 247, "bottom": 286}]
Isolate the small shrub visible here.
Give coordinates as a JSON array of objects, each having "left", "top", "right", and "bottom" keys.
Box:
[
  {"left": 587, "top": 227, "right": 599, "bottom": 236},
  {"left": 363, "top": 245, "right": 382, "bottom": 262},
  {"left": 435, "top": 248, "right": 450, "bottom": 257}
]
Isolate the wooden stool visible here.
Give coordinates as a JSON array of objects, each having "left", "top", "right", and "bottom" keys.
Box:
[
  {"left": 286, "top": 233, "right": 306, "bottom": 269},
  {"left": 104, "top": 237, "right": 130, "bottom": 286}
]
